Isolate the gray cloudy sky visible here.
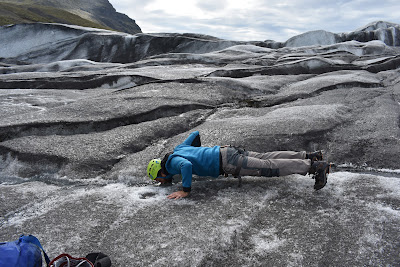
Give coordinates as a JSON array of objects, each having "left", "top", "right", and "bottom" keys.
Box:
[{"left": 108, "top": 0, "right": 400, "bottom": 41}]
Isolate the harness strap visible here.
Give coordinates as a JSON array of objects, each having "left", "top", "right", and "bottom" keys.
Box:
[
  {"left": 233, "top": 155, "right": 244, "bottom": 187},
  {"left": 233, "top": 155, "right": 243, "bottom": 177}
]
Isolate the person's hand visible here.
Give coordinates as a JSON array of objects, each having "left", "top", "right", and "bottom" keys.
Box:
[{"left": 167, "top": 191, "right": 189, "bottom": 200}]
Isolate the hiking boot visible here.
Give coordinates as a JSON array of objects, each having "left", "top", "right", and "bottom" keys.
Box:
[
  {"left": 309, "top": 161, "right": 330, "bottom": 190},
  {"left": 306, "top": 150, "right": 323, "bottom": 163}
]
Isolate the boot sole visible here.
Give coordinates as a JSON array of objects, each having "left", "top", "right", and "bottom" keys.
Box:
[{"left": 314, "top": 163, "right": 331, "bottom": 190}]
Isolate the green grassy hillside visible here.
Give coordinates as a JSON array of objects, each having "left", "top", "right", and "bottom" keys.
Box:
[
  {"left": 0, "top": 0, "right": 141, "bottom": 34},
  {"left": 0, "top": 2, "right": 114, "bottom": 30}
]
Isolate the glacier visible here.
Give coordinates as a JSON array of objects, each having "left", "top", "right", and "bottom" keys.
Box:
[{"left": 1, "top": 21, "right": 400, "bottom": 266}]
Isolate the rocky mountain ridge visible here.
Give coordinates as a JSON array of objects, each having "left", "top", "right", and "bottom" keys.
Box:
[
  {"left": 1, "top": 20, "right": 399, "bottom": 67},
  {"left": 267, "top": 21, "right": 400, "bottom": 48},
  {"left": 0, "top": 0, "right": 141, "bottom": 34}
]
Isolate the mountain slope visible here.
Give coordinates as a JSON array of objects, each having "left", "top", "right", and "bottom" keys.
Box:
[
  {"left": 0, "top": 0, "right": 141, "bottom": 34},
  {"left": 0, "top": 2, "right": 113, "bottom": 30}
]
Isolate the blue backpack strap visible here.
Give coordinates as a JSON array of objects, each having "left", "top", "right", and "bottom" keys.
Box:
[{"left": 20, "top": 235, "right": 50, "bottom": 265}]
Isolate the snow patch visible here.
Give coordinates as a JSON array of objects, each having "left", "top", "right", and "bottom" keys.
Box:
[
  {"left": 0, "top": 181, "right": 172, "bottom": 229},
  {"left": 218, "top": 44, "right": 273, "bottom": 54},
  {"left": 1, "top": 185, "right": 91, "bottom": 227},
  {"left": 370, "top": 203, "right": 400, "bottom": 218},
  {"left": 252, "top": 228, "right": 286, "bottom": 253},
  {"left": 285, "top": 30, "right": 338, "bottom": 47},
  {"left": 99, "top": 76, "right": 136, "bottom": 90}
]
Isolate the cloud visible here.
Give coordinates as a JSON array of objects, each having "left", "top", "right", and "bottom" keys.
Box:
[
  {"left": 196, "top": 0, "right": 228, "bottom": 12},
  {"left": 108, "top": 0, "right": 400, "bottom": 41}
]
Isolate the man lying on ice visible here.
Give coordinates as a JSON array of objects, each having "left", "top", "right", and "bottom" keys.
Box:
[{"left": 147, "top": 131, "right": 330, "bottom": 199}]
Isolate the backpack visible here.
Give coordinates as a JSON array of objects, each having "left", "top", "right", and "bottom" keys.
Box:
[
  {"left": 0, "top": 235, "right": 111, "bottom": 267},
  {"left": 0, "top": 235, "right": 50, "bottom": 267}
]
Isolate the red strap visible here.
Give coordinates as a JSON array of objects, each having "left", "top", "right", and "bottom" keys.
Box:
[{"left": 49, "top": 253, "right": 94, "bottom": 267}]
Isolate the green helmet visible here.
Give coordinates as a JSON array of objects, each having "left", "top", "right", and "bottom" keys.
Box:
[{"left": 147, "top": 159, "right": 162, "bottom": 180}]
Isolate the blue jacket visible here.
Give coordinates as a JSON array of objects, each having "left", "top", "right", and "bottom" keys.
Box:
[{"left": 165, "top": 131, "right": 220, "bottom": 191}]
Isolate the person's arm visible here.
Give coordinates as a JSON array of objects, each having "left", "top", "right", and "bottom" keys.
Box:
[
  {"left": 167, "top": 157, "right": 193, "bottom": 199},
  {"left": 163, "top": 174, "right": 173, "bottom": 179},
  {"left": 181, "top": 131, "right": 201, "bottom": 147}
]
